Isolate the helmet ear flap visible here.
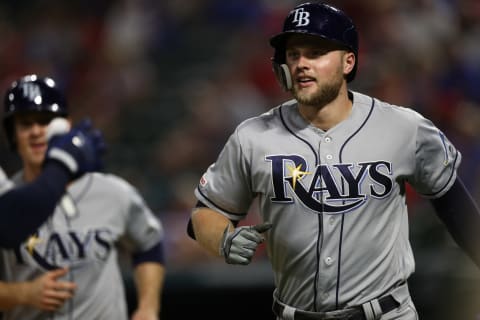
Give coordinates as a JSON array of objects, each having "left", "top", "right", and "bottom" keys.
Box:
[{"left": 272, "top": 60, "right": 293, "bottom": 91}]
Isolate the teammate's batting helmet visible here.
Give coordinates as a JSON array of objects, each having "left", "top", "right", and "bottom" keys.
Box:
[
  {"left": 270, "top": 2, "right": 359, "bottom": 89},
  {"left": 3, "top": 74, "right": 68, "bottom": 150}
]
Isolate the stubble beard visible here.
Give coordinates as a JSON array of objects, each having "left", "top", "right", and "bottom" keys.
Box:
[{"left": 292, "top": 69, "right": 344, "bottom": 108}]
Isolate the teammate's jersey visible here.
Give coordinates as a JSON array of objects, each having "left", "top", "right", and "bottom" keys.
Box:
[
  {"left": 0, "top": 172, "right": 164, "bottom": 320},
  {"left": 195, "top": 91, "right": 460, "bottom": 311}
]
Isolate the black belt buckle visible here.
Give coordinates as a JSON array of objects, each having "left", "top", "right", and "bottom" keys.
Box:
[
  {"left": 378, "top": 294, "right": 400, "bottom": 314},
  {"left": 352, "top": 295, "right": 400, "bottom": 320}
]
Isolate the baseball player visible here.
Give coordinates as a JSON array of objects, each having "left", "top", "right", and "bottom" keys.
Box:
[
  {"left": 187, "top": 2, "right": 480, "bottom": 320},
  {"left": 0, "top": 90, "right": 104, "bottom": 248},
  {"left": 0, "top": 75, "right": 165, "bottom": 320}
]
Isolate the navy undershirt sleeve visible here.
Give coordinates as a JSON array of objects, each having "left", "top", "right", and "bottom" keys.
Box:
[
  {"left": 132, "top": 241, "right": 165, "bottom": 266},
  {"left": 0, "top": 162, "right": 70, "bottom": 248},
  {"left": 186, "top": 200, "right": 239, "bottom": 240},
  {"left": 430, "top": 177, "right": 480, "bottom": 268}
]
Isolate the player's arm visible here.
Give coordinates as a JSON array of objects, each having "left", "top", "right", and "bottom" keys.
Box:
[
  {"left": 0, "top": 120, "right": 105, "bottom": 248},
  {"left": 0, "top": 268, "right": 76, "bottom": 311},
  {"left": 131, "top": 242, "right": 165, "bottom": 320},
  {"left": 0, "top": 281, "right": 37, "bottom": 310},
  {"left": 190, "top": 205, "right": 235, "bottom": 257},
  {"left": 189, "top": 202, "right": 271, "bottom": 265},
  {"left": 0, "top": 281, "right": 35, "bottom": 310},
  {"left": 430, "top": 177, "right": 480, "bottom": 268},
  {"left": 0, "top": 162, "right": 70, "bottom": 248},
  {"left": 121, "top": 181, "right": 165, "bottom": 319}
]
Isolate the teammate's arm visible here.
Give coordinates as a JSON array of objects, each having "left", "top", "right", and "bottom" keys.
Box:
[
  {"left": 0, "top": 268, "right": 76, "bottom": 311},
  {"left": 0, "top": 162, "right": 70, "bottom": 248},
  {"left": 131, "top": 242, "right": 165, "bottom": 320},
  {"left": 0, "top": 120, "right": 105, "bottom": 248},
  {"left": 430, "top": 177, "right": 480, "bottom": 268},
  {"left": 131, "top": 262, "right": 165, "bottom": 320}
]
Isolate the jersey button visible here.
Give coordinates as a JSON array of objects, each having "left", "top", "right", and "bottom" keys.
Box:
[
  {"left": 326, "top": 154, "right": 333, "bottom": 160},
  {"left": 325, "top": 137, "right": 331, "bottom": 143},
  {"left": 325, "top": 257, "right": 334, "bottom": 266},
  {"left": 329, "top": 217, "right": 335, "bottom": 226}
]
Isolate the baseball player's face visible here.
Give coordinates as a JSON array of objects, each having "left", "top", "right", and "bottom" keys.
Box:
[
  {"left": 14, "top": 112, "right": 55, "bottom": 170},
  {"left": 285, "top": 34, "right": 351, "bottom": 108}
]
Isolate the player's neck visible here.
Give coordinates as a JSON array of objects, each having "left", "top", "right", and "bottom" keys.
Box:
[{"left": 298, "top": 89, "right": 352, "bottom": 131}]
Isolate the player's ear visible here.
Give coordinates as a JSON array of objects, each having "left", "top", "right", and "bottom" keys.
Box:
[{"left": 343, "top": 52, "right": 356, "bottom": 78}]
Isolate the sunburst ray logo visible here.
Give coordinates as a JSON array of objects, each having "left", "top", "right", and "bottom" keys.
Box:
[
  {"left": 25, "top": 234, "right": 42, "bottom": 255},
  {"left": 286, "top": 164, "right": 311, "bottom": 189}
]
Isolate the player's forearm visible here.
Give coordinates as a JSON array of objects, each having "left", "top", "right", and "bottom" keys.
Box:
[
  {"left": 0, "top": 163, "right": 70, "bottom": 248},
  {"left": 191, "top": 207, "right": 234, "bottom": 257},
  {"left": 431, "top": 177, "right": 480, "bottom": 267},
  {"left": 134, "top": 262, "right": 165, "bottom": 316},
  {"left": 0, "top": 281, "right": 31, "bottom": 310}
]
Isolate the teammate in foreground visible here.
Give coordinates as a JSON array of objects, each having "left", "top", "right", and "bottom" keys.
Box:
[
  {"left": 0, "top": 75, "right": 165, "bottom": 320},
  {"left": 0, "top": 78, "right": 104, "bottom": 248},
  {"left": 188, "top": 3, "right": 480, "bottom": 319}
]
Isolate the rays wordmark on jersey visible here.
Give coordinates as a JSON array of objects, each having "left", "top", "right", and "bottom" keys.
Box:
[
  {"left": 266, "top": 155, "right": 393, "bottom": 214},
  {"left": 13, "top": 228, "right": 114, "bottom": 270}
]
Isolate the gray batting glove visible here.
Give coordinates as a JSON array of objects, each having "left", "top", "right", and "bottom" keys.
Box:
[{"left": 220, "top": 222, "right": 272, "bottom": 265}]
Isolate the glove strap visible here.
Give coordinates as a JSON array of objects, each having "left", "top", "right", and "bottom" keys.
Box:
[
  {"left": 219, "top": 225, "right": 230, "bottom": 257},
  {"left": 47, "top": 148, "right": 78, "bottom": 174}
]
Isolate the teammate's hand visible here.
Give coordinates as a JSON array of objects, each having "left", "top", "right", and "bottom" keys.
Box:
[
  {"left": 26, "top": 268, "right": 76, "bottom": 311},
  {"left": 220, "top": 222, "right": 272, "bottom": 265},
  {"left": 131, "top": 308, "right": 159, "bottom": 320},
  {"left": 45, "top": 118, "right": 106, "bottom": 179}
]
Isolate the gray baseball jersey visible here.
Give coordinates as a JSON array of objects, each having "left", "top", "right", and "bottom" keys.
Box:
[
  {"left": 194, "top": 91, "right": 460, "bottom": 311},
  {"left": 0, "top": 172, "right": 164, "bottom": 320},
  {"left": 0, "top": 167, "right": 13, "bottom": 195}
]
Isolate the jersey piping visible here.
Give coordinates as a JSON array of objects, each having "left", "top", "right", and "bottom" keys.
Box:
[
  {"left": 196, "top": 186, "right": 246, "bottom": 218},
  {"left": 279, "top": 103, "right": 324, "bottom": 311},
  {"left": 278, "top": 103, "right": 319, "bottom": 165},
  {"left": 335, "top": 97, "right": 376, "bottom": 308},
  {"left": 420, "top": 150, "right": 459, "bottom": 198}
]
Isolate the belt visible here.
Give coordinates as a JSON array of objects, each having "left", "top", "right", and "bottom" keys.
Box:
[{"left": 272, "top": 294, "right": 400, "bottom": 320}]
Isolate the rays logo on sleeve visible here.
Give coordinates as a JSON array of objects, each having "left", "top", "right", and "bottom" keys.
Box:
[
  {"left": 438, "top": 131, "right": 456, "bottom": 166},
  {"left": 266, "top": 155, "right": 393, "bottom": 214}
]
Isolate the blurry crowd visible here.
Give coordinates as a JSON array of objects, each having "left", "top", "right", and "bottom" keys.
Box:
[{"left": 0, "top": 0, "right": 479, "bottom": 279}]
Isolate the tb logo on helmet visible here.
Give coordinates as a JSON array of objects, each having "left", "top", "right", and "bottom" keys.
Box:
[
  {"left": 20, "top": 83, "right": 41, "bottom": 102},
  {"left": 291, "top": 8, "right": 310, "bottom": 27}
]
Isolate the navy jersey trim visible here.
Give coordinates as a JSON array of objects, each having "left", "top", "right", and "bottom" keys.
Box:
[
  {"left": 196, "top": 186, "right": 245, "bottom": 217},
  {"left": 279, "top": 103, "right": 323, "bottom": 308},
  {"left": 73, "top": 174, "right": 94, "bottom": 202},
  {"left": 279, "top": 104, "right": 319, "bottom": 166},
  {"left": 421, "top": 150, "right": 459, "bottom": 198},
  {"left": 335, "top": 97, "right": 376, "bottom": 306}
]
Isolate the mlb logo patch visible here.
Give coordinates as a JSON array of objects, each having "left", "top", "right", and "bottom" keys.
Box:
[{"left": 200, "top": 175, "right": 208, "bottom": 187}]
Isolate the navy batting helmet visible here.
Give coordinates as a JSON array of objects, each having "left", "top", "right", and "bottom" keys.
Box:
[
  {"left": 270, "top": 2, "right": 358, "bottom": 89},
  {"left": 3, "top": 74, "right": 68, "bottom": 150}
]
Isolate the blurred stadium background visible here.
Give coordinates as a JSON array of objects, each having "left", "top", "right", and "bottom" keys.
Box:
[{"left": 0, "top": 0, "right": 479, "bottom": 319}]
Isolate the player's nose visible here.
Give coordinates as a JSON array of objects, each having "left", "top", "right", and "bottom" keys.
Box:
[{"left": 30, "top": 123, "right": 47, "bottom": 135}]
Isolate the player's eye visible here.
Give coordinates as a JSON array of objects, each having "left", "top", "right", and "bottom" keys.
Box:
[
  {"left": 17, "top": 119, "right": 34, "bottom": 127},
  {"left": 311, "top": 49, "right": 324, "bottom": 56},
  {"left": 37, "top": 115, "right": 55, "bottom": 126},
  {"left": 286, "top": 50, "right": 300, "bottom": 61},
  {"left": 308, "top": 47, "right": 330, "bottom": 57}
]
